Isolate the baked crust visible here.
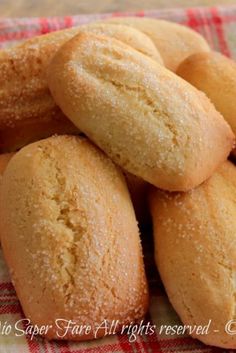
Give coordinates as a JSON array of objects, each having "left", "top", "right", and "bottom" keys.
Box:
[
  {"left": 0, "top": 23, "right": 162, "bottom": 152},
  {"left": 0, "top": 27, "right": 82, "bottom": 152},
  {"left": 47, "top": 32, "right": 234, "bottom": 191},
  {"left": 103, "top": 17, "right": 210, "bottom": 71},
  {"left": 0, "top": 135, "right": 149, "bottom": 340},
  {"left": 177, "top": 51, "right": 236, "bottom": 157},
  {"left": 149, "top": 160, "right": 236, "bottom": 349},
  {"left": 79, "top": 22, "right": 163, "bottom": 64}
]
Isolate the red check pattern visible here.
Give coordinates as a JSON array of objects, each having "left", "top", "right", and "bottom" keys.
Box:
[{"left": 0, "top": 6, "right": 236, "bottom": 353}]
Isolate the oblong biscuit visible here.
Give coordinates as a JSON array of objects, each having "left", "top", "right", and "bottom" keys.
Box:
[
  {"left": 149, "top": 161, "right": 236, "bottom": 349},
  {"left": 0, "top": 135, "right": 149, "bottom": 340},
  {"left": 47, "top": 32, "right": 234, "bottom": 191}
]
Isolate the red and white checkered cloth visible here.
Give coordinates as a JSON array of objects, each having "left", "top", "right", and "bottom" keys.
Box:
[{"left": 0, "top": 6, "right": 236, "bottom": 353}]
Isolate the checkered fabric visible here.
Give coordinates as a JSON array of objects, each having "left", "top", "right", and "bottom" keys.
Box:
[{"left": 0, "top": 6, "right": 236, "bottom": 353}]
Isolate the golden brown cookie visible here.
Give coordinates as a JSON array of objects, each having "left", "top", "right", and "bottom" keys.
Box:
[
  {"left": 47, "top": 32, "right": 234, "bottom": 191},
  {"left": 149, "top": 160, "right": 236, "bottom": 349},
  {"left": 0, "top": 135, "right": 149, "bottom": 341}
]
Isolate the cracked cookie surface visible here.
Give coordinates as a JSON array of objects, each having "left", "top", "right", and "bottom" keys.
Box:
[
  {"left": 47, "top": 32, "right": 234, "bottom": 191},
  {"left": 0, "top": 135, "right": 149, "bottom": 341}
]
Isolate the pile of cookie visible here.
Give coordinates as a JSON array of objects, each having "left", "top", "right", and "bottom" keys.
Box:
[{"left": 0, "top": 17, "right": 236, "bottom": 349}]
